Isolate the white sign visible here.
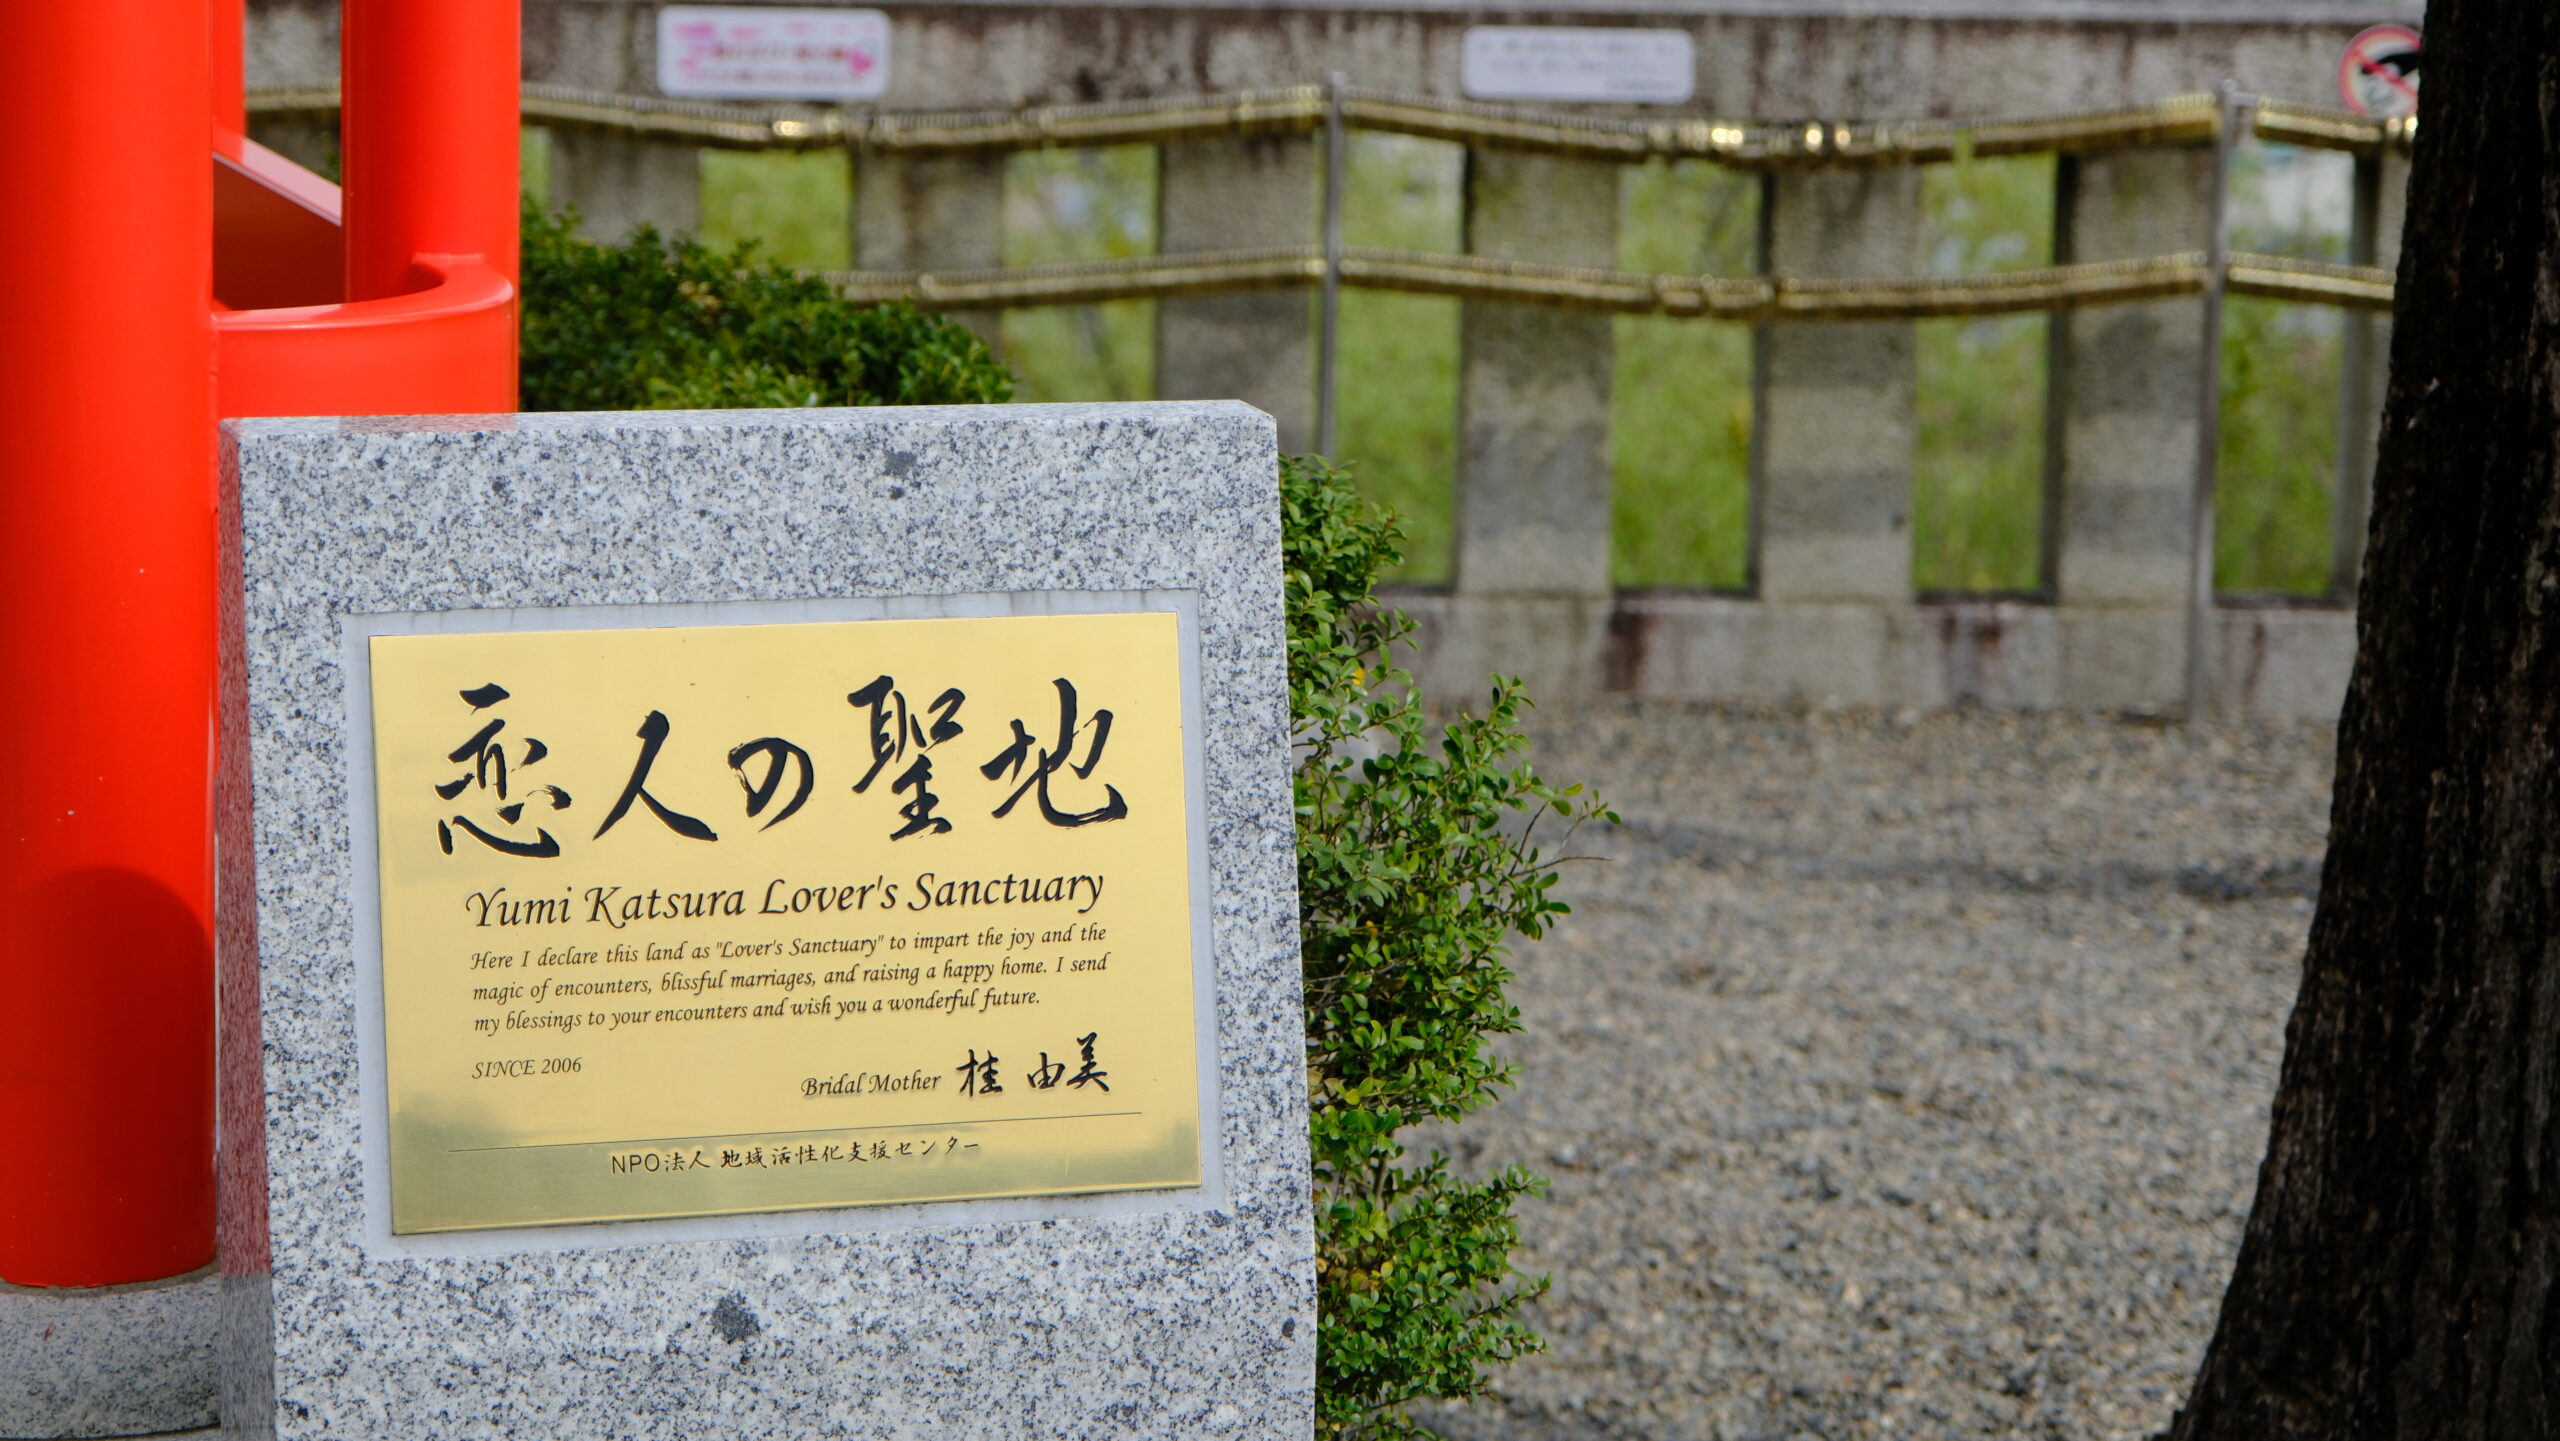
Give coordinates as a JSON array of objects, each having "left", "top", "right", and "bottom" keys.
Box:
[
  {"left": 2337, "top": 24, "right": 2420, "bottom": 120},
  {"left": 658, "top": 6, "right": 890, "bottom": 101},
  {"left": 1461, "top": 26, "right": 1696, "bottom": 105}
]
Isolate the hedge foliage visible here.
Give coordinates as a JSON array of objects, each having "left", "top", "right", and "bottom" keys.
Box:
[
  {"left": 1283, "top": 456, "right": 1612, "bottom": 1438},
  {"left": 519, "top": 202, "right": 1010, "bottom": 412}
]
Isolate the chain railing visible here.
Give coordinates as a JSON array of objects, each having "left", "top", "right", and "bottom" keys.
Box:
[
  {"left": 247, "top": 79, "right": 2405, "bottom": 719},
  {"left": 248, "top": 80, "right": 2406, "bottom": 322},
  {"left": 820, "top": 245, "right": 2392, "bottom": 317}
]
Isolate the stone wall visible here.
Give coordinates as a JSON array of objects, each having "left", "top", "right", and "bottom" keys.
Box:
[{"left": 242, "top": 0, "right": 2423, "bottom": 720}]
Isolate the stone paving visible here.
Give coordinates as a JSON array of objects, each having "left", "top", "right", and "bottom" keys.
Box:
[{"left": 1410, "top": 702, "right": 2335, "bottom": 1441}]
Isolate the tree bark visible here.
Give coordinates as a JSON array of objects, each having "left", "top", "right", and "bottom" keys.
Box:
[{"left": 2166, "top": 5, "right": 2560, "bottom": 1438}]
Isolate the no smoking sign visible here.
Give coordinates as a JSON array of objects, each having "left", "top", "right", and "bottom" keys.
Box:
[{"left": 2338, "top": 24, "right": 2420, "bottom": 121}]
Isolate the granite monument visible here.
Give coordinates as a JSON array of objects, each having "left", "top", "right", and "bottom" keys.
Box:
[{"left": 217, "top": 402, "right": 1312, "bottom": 1438}]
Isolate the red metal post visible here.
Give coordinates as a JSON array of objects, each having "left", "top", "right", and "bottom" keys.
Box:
[
  {"left": 211, "top": 0, "right": 244, "bottom": 135},
  {"left": 217, "top": 0, "right": 520, "bottom": 421},
  {"left": 0, "top": 3, "right": 218, "bottom": 1286},
  {"left": 342, "top": 0, "right": 522, "bottom": 303},
  {"left": 0, "top": 0, "right": 523, "bottom": 1293}
]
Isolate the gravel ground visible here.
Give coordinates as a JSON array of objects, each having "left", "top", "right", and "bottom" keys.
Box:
[{"left": 1405, "top": 702, "right": 2338, "bottom": 1441}]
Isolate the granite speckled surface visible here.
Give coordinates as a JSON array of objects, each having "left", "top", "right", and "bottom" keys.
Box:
[
  {"left": 0, "top": 1269, "right": 218, "bottom": 1437},
  {"left": 217, "top": 403, "right": 1311, "bottom": 1439}
]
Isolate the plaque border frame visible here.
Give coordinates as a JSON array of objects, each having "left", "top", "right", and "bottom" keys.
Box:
[{"left": 342, "top": 588, "right": 1224, "bottom": 1261}]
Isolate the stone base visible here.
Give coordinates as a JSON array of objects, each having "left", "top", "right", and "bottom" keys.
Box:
[
  {"left": 1, "top": 1269, "right": 218, "bottom": 1440},
  {"left": 1404, "top": 594, "right": 1612, "bottom": 706},
  {"left": 1391, "top": 589, "right": 2356, "bottom": 722}
]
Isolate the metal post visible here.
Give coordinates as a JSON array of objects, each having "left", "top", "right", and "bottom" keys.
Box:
[
  {"left": 211, "top": 0, "right": 244, "bottom": 134},
  {"left": 1315, "top": 72, "right": 1346, "bottom": 459},
  {"left": 343, "top": 0, "right": 523, "bottom": 302},
  {"left": 2185, "top": 82, "right": 2239, "bottom": 724},
  {"left": 0, "top": 0, "right": 217, "bottom": 1287}
]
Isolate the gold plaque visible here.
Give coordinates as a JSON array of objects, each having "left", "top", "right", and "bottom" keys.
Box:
[{"left": 366, "top": 611, "right": 1201, "bottom": 1234}]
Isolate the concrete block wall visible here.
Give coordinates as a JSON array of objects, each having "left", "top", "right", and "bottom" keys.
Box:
[
  {"left": 230, "top": 0, "right": 2414, "bottom": 724},
  {"left": 2051, "top": 148, "right": 2212, "bottom": 610},
  {"left": 854, "top": 150, "right": 1007, "bottom": 349},
  {"left": 1157, "top": 134, "right": 1319, "bottom": 449},
  {"left": 2047, "top": 146, "right": 2216, "bottom": 712},
  {"left": 1756, "top": 167, "right": 1921, "bottom": 605},
  {"left": 1453, "top": 147, "right": 1620, "bottom": 701}
]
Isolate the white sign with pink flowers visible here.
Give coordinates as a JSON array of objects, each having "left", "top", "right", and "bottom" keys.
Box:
[{"left": 656, "top": 6, "right": 890, "bottom": 101}]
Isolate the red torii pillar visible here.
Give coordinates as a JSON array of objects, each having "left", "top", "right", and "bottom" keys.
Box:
[
  {"left": 0, "top": 0, "right": 221, "bottom": 1291},
  {"left": 1, "top": 0, "right": 517, "bottom": 1369}
]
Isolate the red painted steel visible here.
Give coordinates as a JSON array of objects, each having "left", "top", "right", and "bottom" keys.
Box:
[
  {"left": 211, "top": 0, "right": 243, "bottom": 134},
  {"left": 218, "top": 259, "right": 519, "bottom": 418},
  {"left": 214, "top": 133, "right": 343, "bottom": 312},
  {"left": 3, "top": 0, "right": 517, "bottom": 1288},
  {"left": 210, "top": 134, "right": 517, "bottom": 419},
  {"left": 220, "top": 0, "right": 520, "bottom": 419},
  {"left": 343, "top": 0, "right": 522, "bottom": 305},
  {"left": 0, "top": 3, "right": 220, "bottom": 1287}
]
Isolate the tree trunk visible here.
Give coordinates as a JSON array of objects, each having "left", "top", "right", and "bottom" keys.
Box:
[{"left": 2166, "top": 5, "right": 2560, "bottom": 1438}]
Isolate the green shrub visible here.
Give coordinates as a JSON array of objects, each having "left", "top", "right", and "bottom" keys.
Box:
[
  {"left": 1284, "top": 455, "right": 1613, "bottom": 1439},
  {"left": 518, "top": 202, "right": 1011, "bottom": 412}
]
